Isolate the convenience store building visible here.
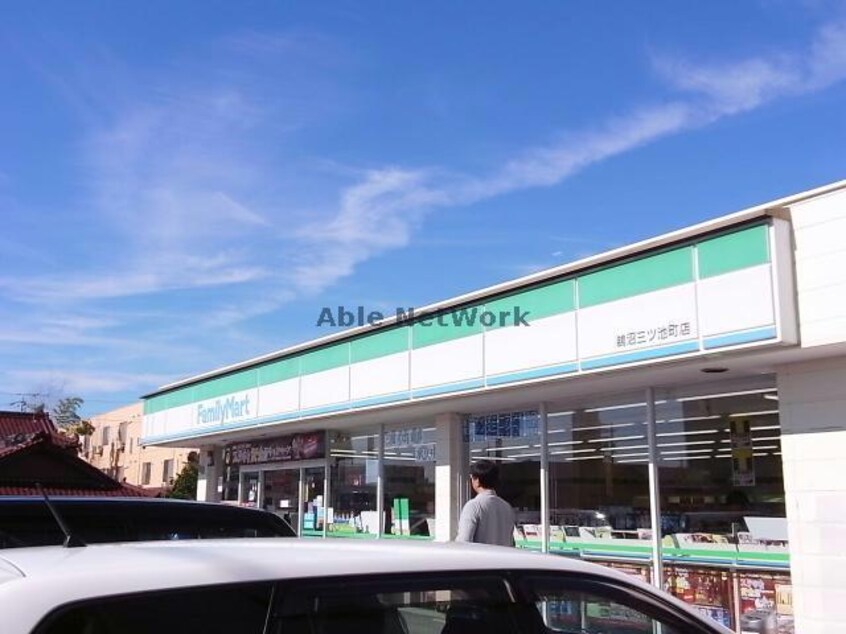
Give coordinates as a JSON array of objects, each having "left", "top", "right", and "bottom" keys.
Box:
[{"left": 143, "top": 180, "right": 846, "bottom": 633}]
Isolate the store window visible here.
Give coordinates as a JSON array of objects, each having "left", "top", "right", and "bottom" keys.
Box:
[
  {"left": 547, "top": 392, "right": 651, "bottom": 557},
  {"left": 162, "top": 458, "right": 174, "bottom": 484},
  {"left": 655, "top": 378, "right": 790, "bottom": 633},
  {"left": 464, "top": 411, "right": 541, "bottom": 549},
  {"left": 383, "top": 424, "right": 436, "bottom": 539},
  {"left": 328, "top": 428, "right": 379, "bottom": 537},
  {"left": 141, "top": 462, "right": 151, "bottom": 485}
]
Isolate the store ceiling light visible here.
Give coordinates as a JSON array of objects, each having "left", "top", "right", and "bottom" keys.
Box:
[
  {"left": 548, "top": 440, "right": 584, "bottom": 447},
  {"left": 676, "top": 388, "right": 776, "bottom": 402},
  {"left": 656, "top": 415, "right": 722, "bottom": 424},
  {"left": 550, "top": 448, "right": 596, "bottom": 456},
  {"left": 729, "top": 410, "right": 779, "bottom": 418},
  {"left": 583, "top": 401, "right": 656, "bottom": 413},
  {"left": 548, "top": 411, "right": 575, "bottom": 418},
  {"left": 763, "top": 394, "right": 779, "bottom": 401},
  {"left": 661, "top": 448, "right": 713, "bottom": 455},
  {"left": 587, "top": 435, "right": 645, "bottom": 443},
  {"left": 752, "top": 444, "right": 780, "bottom": 450},
  {"left": 572, "top": 422, "right": 638, "bottom": 433},
  {"left": 600, "top": 444, "right": 649, "bottom": 451},
  {"left": 507, "top": 452, "right": 542, "bottom": 459},
  {"left": 566, "top": 455, "right": 605, "bottom": 462},
  {"left": 666, "top": 454, "right": 713, "bottom": 460},
  {"left": 751, "top": 425, "right": 780, "bottom": 431},
  {"left": 657, "top": 440, "right": 716, "bottom": 448},
  {"left": 609, "top": 452, "right": 650, "bottom": 459},
  {"left": 617, "top": 458, "right": 649, "bottom": 463},
  {"left": 656, "top": 429, "right": 721, "bottom": 438}
]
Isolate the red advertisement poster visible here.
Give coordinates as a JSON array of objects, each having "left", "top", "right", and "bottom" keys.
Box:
[
  {"left": 739, "top": 573, "right": 793, "bottom": 634},
  {"left": 664, "top": 566, "right": 733, "bottom": 630}
]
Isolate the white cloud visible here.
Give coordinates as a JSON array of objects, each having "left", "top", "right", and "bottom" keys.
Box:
[
  {"left": 4, "top": 369, "right": 174, "bottom": 395},
  {"left": 5, "top": 15, "right": 846, "bottom": 407}
]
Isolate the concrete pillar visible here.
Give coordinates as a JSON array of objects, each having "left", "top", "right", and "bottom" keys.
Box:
[
  {"left": 434, "top": 412, "right": 464, "bottom": 542},
  {"left": 778, "top": 357, "right": 846, "bottom": 634},
  {"left": 196, "top": 446, "right": 222, "bottom": 502}
]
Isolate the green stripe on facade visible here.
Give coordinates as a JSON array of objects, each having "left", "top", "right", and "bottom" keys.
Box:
[
  {"left": 300, "top": 344, "right": 350, "bottom": 375},
  {"left": 194, "top": 370, "right": 257, "bottom": 401},
  {"left": 578, "top": 246, "right": 694, "bottom": 308},
  {"left": 350, "top": 327, "right": 409, "bottom": 364},
  {"left": 412, "top": 305, "right": 483, "bottom": 349},
  {"left": 258, "top": 356, "right": 300, "bottom": 385},
  {"left": 484, "top": 279, "right": 575, "bottom": 329},
  {"left": 697, "top": 224, "right": 770, "bottom": 279},
  {"left": 143, "top": 222, "right": 772, "bottom": 413}
]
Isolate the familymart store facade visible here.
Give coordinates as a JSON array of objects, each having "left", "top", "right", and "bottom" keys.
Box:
[{"left": 143, "top": 180, "right": 846, "bottom": 634}]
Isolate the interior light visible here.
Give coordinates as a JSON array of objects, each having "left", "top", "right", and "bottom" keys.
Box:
[
  {"left": 548, "top": 440, "right": 584, "bottom": 447},
  {"left": 572, "top": 422, "right": 638, "bottom": 433},
  {"left": 600, "top": 444, "right": 649, "bottom": 451},
  {"left": 657, "top": 440, "right": 717, "bottom": 448},
  {"left": 587, "top": 434, "right": 645, "bottom": 443},
  {"left": 676, "top": 388, "right": 776, "bottom": 402},
  {"left": 660, "top": 448, "right": 713, "bottom": 455},
  {"left": 656, "top": 429, "right": 721, "bottom": 438},
  {"left": 566, "top": 455, "right": 605, "bottom": 462},
  {"left": 550, "top": 448, "right": 597, "bottom": 456},
  {"left": 486, "top": 445, "right": 530, "bottom": 451},
  {"left": 730, "top": 410, "right": 779, "bottom": 418}
]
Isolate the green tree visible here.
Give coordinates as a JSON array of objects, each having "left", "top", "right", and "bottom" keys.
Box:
[
  {"left": 53, "top": 396, "right": 84, "bottom": 428},
  {"left": 167, "top": 452, "right": 199, "bottom": 500}
]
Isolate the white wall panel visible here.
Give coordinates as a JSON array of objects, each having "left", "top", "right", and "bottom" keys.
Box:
[
  {"left": 790, "top": 189, "right": 846, "bottom": 347},
  {"left": 300, "top": 366, "right": 350, "bottom": 409},
  {"left": 164, "top": 403, "right": 196, "bottom": 435},
  {"left": 578, "top": 284, "right": 698, "bottom": 359},
  {"left": 350, "top": 351, "right": 410, "bottom": 400},
  {"left": 485, "top": 312, "right": 577, "bottom": 376},
  {"left": 698, "top": 263, "right": 775, "bottom": 337},
  {"left": 411, "top": 335, "right": 483, "bottom": 389},
  {"left": 258, "top": 377, "right": 300, "bottom": 417}
]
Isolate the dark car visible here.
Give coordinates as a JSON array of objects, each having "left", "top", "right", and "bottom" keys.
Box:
[{"left": 0, "top": 496, "right": 295, "bottom": 548}]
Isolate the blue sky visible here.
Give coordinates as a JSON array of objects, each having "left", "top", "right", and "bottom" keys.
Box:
[{"left": 1, "top": 1, "right": 845, "bottom": 415}]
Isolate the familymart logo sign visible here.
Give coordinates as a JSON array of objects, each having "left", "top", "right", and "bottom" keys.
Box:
[
  {"left": 316, "top": 305, "right": 531, "bottom": 328},
  {"left": 196, "top": 391, "right": 256, "bottom": 426}
]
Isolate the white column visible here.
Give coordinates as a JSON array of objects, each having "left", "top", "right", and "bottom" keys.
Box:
[
  {"left": 778, "top": 357, "right": 846, "bottom": 634},
  {"left": 196, "top": 446, "right": 222, "bottom": 502},
  {"left": 539, "top": 403, "right": 550, "bottom": 553},
  {"left": 377, "top": 424, "right": 385, "bottom": 538},
  {"left": 645, "top": 387, "right": 664, "bottom": 590},
  {"left": 435, "top": 412, "right": 464, "bottom": 542}
]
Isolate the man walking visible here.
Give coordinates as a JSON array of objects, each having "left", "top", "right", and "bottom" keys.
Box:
[{"left": 456, "top": 459, "right": 516, "bottom": 546}]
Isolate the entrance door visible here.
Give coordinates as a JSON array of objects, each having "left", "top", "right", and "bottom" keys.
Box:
[
  {"left": 301, "top": 467, "right": 326, "bottom": 536},
  {"left": 262, "top": 469, "right": 300, "bottom": 535},
  {"left": 241, "top": 472, "right": 260, "bottom": 508}
]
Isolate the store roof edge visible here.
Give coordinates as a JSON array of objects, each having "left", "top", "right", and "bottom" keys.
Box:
[{"left": 143, "top": 178, "right": 846, "bottom": 399}]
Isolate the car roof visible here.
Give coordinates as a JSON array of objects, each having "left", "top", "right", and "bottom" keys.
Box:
[
  {"left": 0, "top": 496, "right": 240, "bottom": 507},
  {"left": 0, "top": 539, "right": 729, "bottom": 633}
]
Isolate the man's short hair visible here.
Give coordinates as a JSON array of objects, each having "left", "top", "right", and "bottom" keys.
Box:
[{"left": 470, "top": 459, "right": 500, "bottom": 489}]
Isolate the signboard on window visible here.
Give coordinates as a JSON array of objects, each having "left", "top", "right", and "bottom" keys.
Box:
[
  {"left": 224, "top": 431, "right": 325, "bottom": 466},
  {"left": 465, "top": 411, "right": 540, "bottom": 442},
  {"left": 731, "top": 418, "right": 756, "bottom": 487}
]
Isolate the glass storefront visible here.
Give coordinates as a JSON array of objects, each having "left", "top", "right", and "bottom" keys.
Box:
[
  {"left": 466, "top": 411, "right": 541, "bottom": 546},
  {"left": 461, "top": 376, "right": 790, "bottom": 632},
  {"left": 328, "top": 428, "right": 379, "bottom": 537},
  {"left": 383, "top": 424, "right": 436, "bottom": 538},
  {"left": 547, "top": 393, "right": 651, "bottom": 558}
]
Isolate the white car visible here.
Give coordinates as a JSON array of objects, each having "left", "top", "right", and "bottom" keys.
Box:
[{"left": 0, "top": 538, "right": 731, "bottom": 634}]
